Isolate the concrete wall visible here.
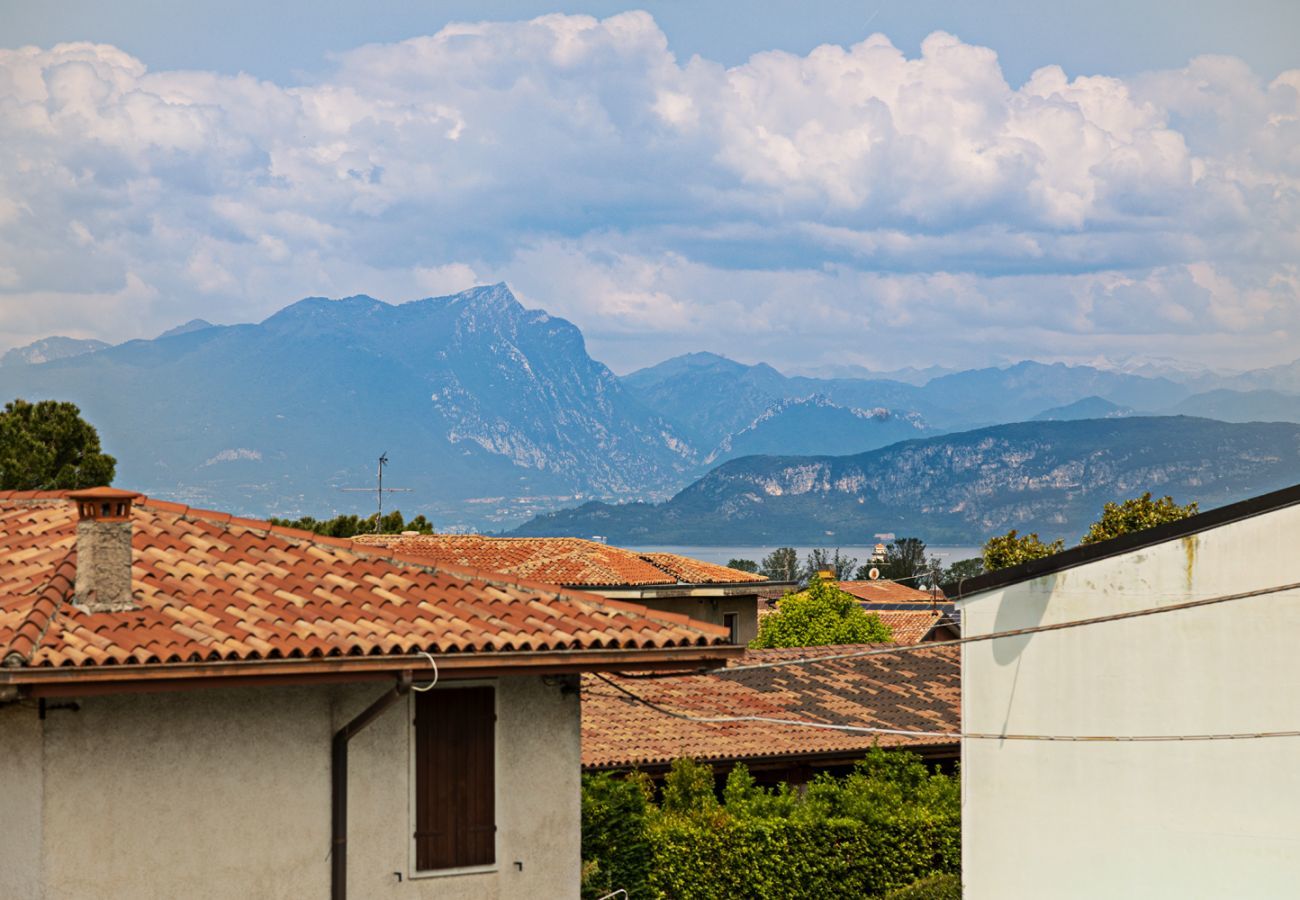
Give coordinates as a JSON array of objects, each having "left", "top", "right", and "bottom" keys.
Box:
[
  {"left": 641, "top": 595, "right": 758, "bottom": 644},
  {"left": 0, "top": 675, "right": 580, "bottom": 900},
  {"left": 960, "top": 502, "right": 1300, "bottom": 898},
  {"left": 0, "top": 704, "right": 43, "bottom": 900}
]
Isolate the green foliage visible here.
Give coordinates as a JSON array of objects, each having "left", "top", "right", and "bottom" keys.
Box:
[
  {"left": 581, "top": 749, "right": 961, "bottom": 899},
  {"left": 981, "top": 491, "right": 1199, "bottom": 571},
  {"left": 580, "top": 771, "right": 654, "bottom": 900},
  {"left": 660, "top": 757, "right": 721, "bottom": 818},
  {"left": 804, "top": 547, "right": 858, "bottom": 580},
  {"left": 268, "top": 509, "right": 434, "bottom": 538},
  {"left": 751, "top": 576, "right": 893, "bottom": 648},
  {"left": 858, "top": 537, "right": 941, "bottom": 583},
  {"left": 882, "top": 873, "right": 962, "bottom": 899},
  {"left": 759, "top": 546, "right": 799, "bottom": 581},
  {"left": 982, "top": 529, "right": 1065, "bottom": 571},
  {"left": 725, "top": 557, "right": 759, "bottom": 574},
  {"left": 0, "top": 398, "right": 116, "bottom": 490},
  {"left": 940, "top": 557, "right": 983, "bottom": 584},
  {"left": 1080, "top": 491, "right": 1198, "bottom": 545}
]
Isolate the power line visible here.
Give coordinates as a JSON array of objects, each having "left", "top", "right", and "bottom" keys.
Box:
[{"left": 721, "top": 579, "right": 1300, "bottom": 675}]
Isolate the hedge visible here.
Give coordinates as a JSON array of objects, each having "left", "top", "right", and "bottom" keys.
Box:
[
  {"left": 581, "top": 748, "right": 960, "bottom": 899},
  {"left": 882, "top": 873, "right": 962, "bottom": 899}
]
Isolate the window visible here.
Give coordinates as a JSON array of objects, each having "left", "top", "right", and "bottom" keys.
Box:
[
  {"left": 413, "top": 686, "right": 496, "bottom": 872},
  {"left": 724, "top": 612, "right": 740, "bottom": 644}
]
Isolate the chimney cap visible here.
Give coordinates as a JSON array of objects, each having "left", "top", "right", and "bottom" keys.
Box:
[
  {"left": 68, "top": 486, "right": 141, "bottom": 523},
  {"left": 68, "top": 487, "right": 142, "bottom": 502}
]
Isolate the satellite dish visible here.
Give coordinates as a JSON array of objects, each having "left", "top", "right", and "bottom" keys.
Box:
[{"left": 868, "top": 567, "right": 880, "bottom": 580}]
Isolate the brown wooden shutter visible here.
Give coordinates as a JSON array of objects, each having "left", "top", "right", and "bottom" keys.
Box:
[{"left": 414, "top": 686, "right": 496, "bottom": 870}]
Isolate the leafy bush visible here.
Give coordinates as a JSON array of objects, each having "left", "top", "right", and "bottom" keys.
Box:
[
  {"left": 1079, "top": 491, "right": 1197, "bottom": 545},
  {"left": 581, "top": 748, "right": 960, "bottom": 899},
  {"left": 751, "top": 576, "right": 893, "bottom": 648},
  {"left": 882, "top": 872, "right": 962, "bottom": 899},
  {"left": 982, "top": 529, "right": 1064, "bottom": 571}
]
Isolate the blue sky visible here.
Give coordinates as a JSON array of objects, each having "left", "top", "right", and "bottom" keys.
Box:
[{"left": 2, "top": 2, "right": 1298, "bottom": 372}]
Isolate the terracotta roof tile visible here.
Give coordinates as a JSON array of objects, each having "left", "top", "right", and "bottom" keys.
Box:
[
  {"left": 0, "top": 493, "right": 730, "bottom": 673},
  {"left": 836, "top": 580, "right": 946, "bottom": 603},
  {"left": 871, "top": 610, "right": 954, "bottom": 645},
  {"left": 582, "top": 644, "right": 960, "bottom": 768},
  {"left": 352, "top": 534, "right": 765, "bottom": 587}
]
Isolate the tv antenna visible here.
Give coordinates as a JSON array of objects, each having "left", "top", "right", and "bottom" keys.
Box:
[{"left": 338, "top": 453, "right": 412, "bottom": 531}]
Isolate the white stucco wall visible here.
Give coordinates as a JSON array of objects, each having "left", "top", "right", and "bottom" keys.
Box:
[
  {"left": 961, "top": 502, "right": 1300, "bottom": 898},
  {"left": 0, "top": 675, "right": 580, "bottom": 900}
]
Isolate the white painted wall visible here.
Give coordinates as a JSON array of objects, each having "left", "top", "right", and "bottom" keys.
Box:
[
  {"left": 961, "top": 503, "right": 1300, "bottom": 898},
  {"left": 0, "top": 675, "right": 580, "bottom": 900}
]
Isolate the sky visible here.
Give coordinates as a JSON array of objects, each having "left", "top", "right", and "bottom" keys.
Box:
[{"left": 1, "top": 1, "right": 1298, "bottom": 373}]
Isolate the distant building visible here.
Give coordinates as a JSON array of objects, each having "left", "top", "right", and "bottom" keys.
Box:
[
  {"left": 955, "top": 483, "right": 1300, "bottom": 898},
  {"left": 354, "top": 534, "right": 788, "bottom": 644}
]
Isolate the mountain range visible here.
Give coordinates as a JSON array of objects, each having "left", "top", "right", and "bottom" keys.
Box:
[
  {"left": 3, "top": 284, "right": 1299, "bottom": 534},
  {"left": 510, "top": 417, "right": 1300, "bottom": 544}
]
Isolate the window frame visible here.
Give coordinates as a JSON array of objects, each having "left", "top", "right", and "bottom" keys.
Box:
[
  {"left": 406, "top": 680, "right": 500, "bottom": 880},
  {"left": 723, "top": 611, "right": 740, "bottom": 644}
]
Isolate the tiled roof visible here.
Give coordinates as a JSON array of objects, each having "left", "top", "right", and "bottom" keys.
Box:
[
  {"left": 871, "top": 610, "right": 955, "bottom": 645},
  {"left": 836, "top": 580, "right": 946, "bottom": 603},
  {"left": 637, "top": 552, "right": 765, "bottom": 585},
  {"left": 582, "top": 644, "right": 959, "bottom": 769},
  {"left": 351, "top": 534, "right": 765, "bottom": 587},
  {"left": 0, "top": 492, "right": 731, "bottom": 675}
]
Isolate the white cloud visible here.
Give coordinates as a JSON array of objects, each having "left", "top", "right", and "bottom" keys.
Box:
[{"left": 0, "top": 15, "right": 1296, "bottom": 369}]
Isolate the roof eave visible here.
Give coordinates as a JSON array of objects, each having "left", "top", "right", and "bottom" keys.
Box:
[{"left": 0, "top": 645, "right": 744, "bottom": 698}]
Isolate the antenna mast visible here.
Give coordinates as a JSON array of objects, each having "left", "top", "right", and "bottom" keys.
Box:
[{"left": 338, "top": 453, "right": 413, "bottom": 531}]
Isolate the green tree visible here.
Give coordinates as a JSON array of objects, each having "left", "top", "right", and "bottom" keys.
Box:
[
  {"left": 939, "top": 557, "right": 983, "bottom": 584},
  {"left": 0, "top": 398, "right": 116, "bottom": 490},
  {"left": 269, "top": 509, "right": 435, "bottom": 537},
  {"left": 580, "top": 771, "right": 653, "bottom": 899},
  {"left": 760, "top": 546, "right": 800, "bottom": 581},
  {"left": 1080, "top": 491, "right": 1198, "bottom": 545},
  {"left": 982, "top": 529, "right": 1064, "bottom": 571},
  {"left": 752, "top": 576, "right": 893, "bottom": 648},
  {"left": 726, "top": 558, "right": 759, "bottom": 574},
  {"left": 804, "top": 547, "right": 858, "bottom": 580}
]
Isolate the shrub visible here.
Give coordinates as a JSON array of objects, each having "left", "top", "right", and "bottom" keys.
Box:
[
  {"left": 882, "top": 872, "right": 962, "bottom": 899},
  {"left": 752, "top": 576, "right": 893, "bottom": 648},
  {"left": 581, "top": 749, "right": 960, "bottom": 899}
]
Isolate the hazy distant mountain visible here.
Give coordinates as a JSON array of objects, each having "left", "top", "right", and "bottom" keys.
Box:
[
  {"left": 1031, "top": 396, "right": 1134, "bottom": 421},
  {"left": 918, "top": 361, "right": 1186, "bottom": 424},
  {"left": 510, "top": 417, "right": 1300, "bottom": 544},
  {"left": 157, "top": 319, "right": 215, "bottom": 339},
  {"left": 1222, "top": 359, "right": 1300, "bottom": 395},
  {"left": 704, "top": 395, "right": 930, "bottom": 464},
  {"left": 1, "top": 336, "right": 109, "bottom": 367},
  {"left": 0, "top": 285, "right": 695, "bottom": 526},
  {"left": 624, "top": 354, "right": 1190, "bottom": 434},
  {"left": 1168, "top": 389, "right": 1300, "bottom": 423},
  {"left": 785, "top": 362, "right": 958, "bottom": 385}
]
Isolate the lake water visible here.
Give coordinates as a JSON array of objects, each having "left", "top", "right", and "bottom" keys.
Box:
[{"left": 631, "top": 544, "right": 983, "bottom": 568}]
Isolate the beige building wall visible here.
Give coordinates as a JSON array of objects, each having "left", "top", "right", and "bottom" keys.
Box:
[
  {"left": 960, "top": 502, "right": 1300, "bottom": 899},
  {"left": 0, "top": 675, "right": 580, "bottom": 900},
  {"left": 639, "top": 595, "right": 758, "bottom": 644}
]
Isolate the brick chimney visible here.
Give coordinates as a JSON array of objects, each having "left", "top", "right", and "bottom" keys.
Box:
[{"left": 68, "top": 487, "right": 140, "bottom": 613}]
